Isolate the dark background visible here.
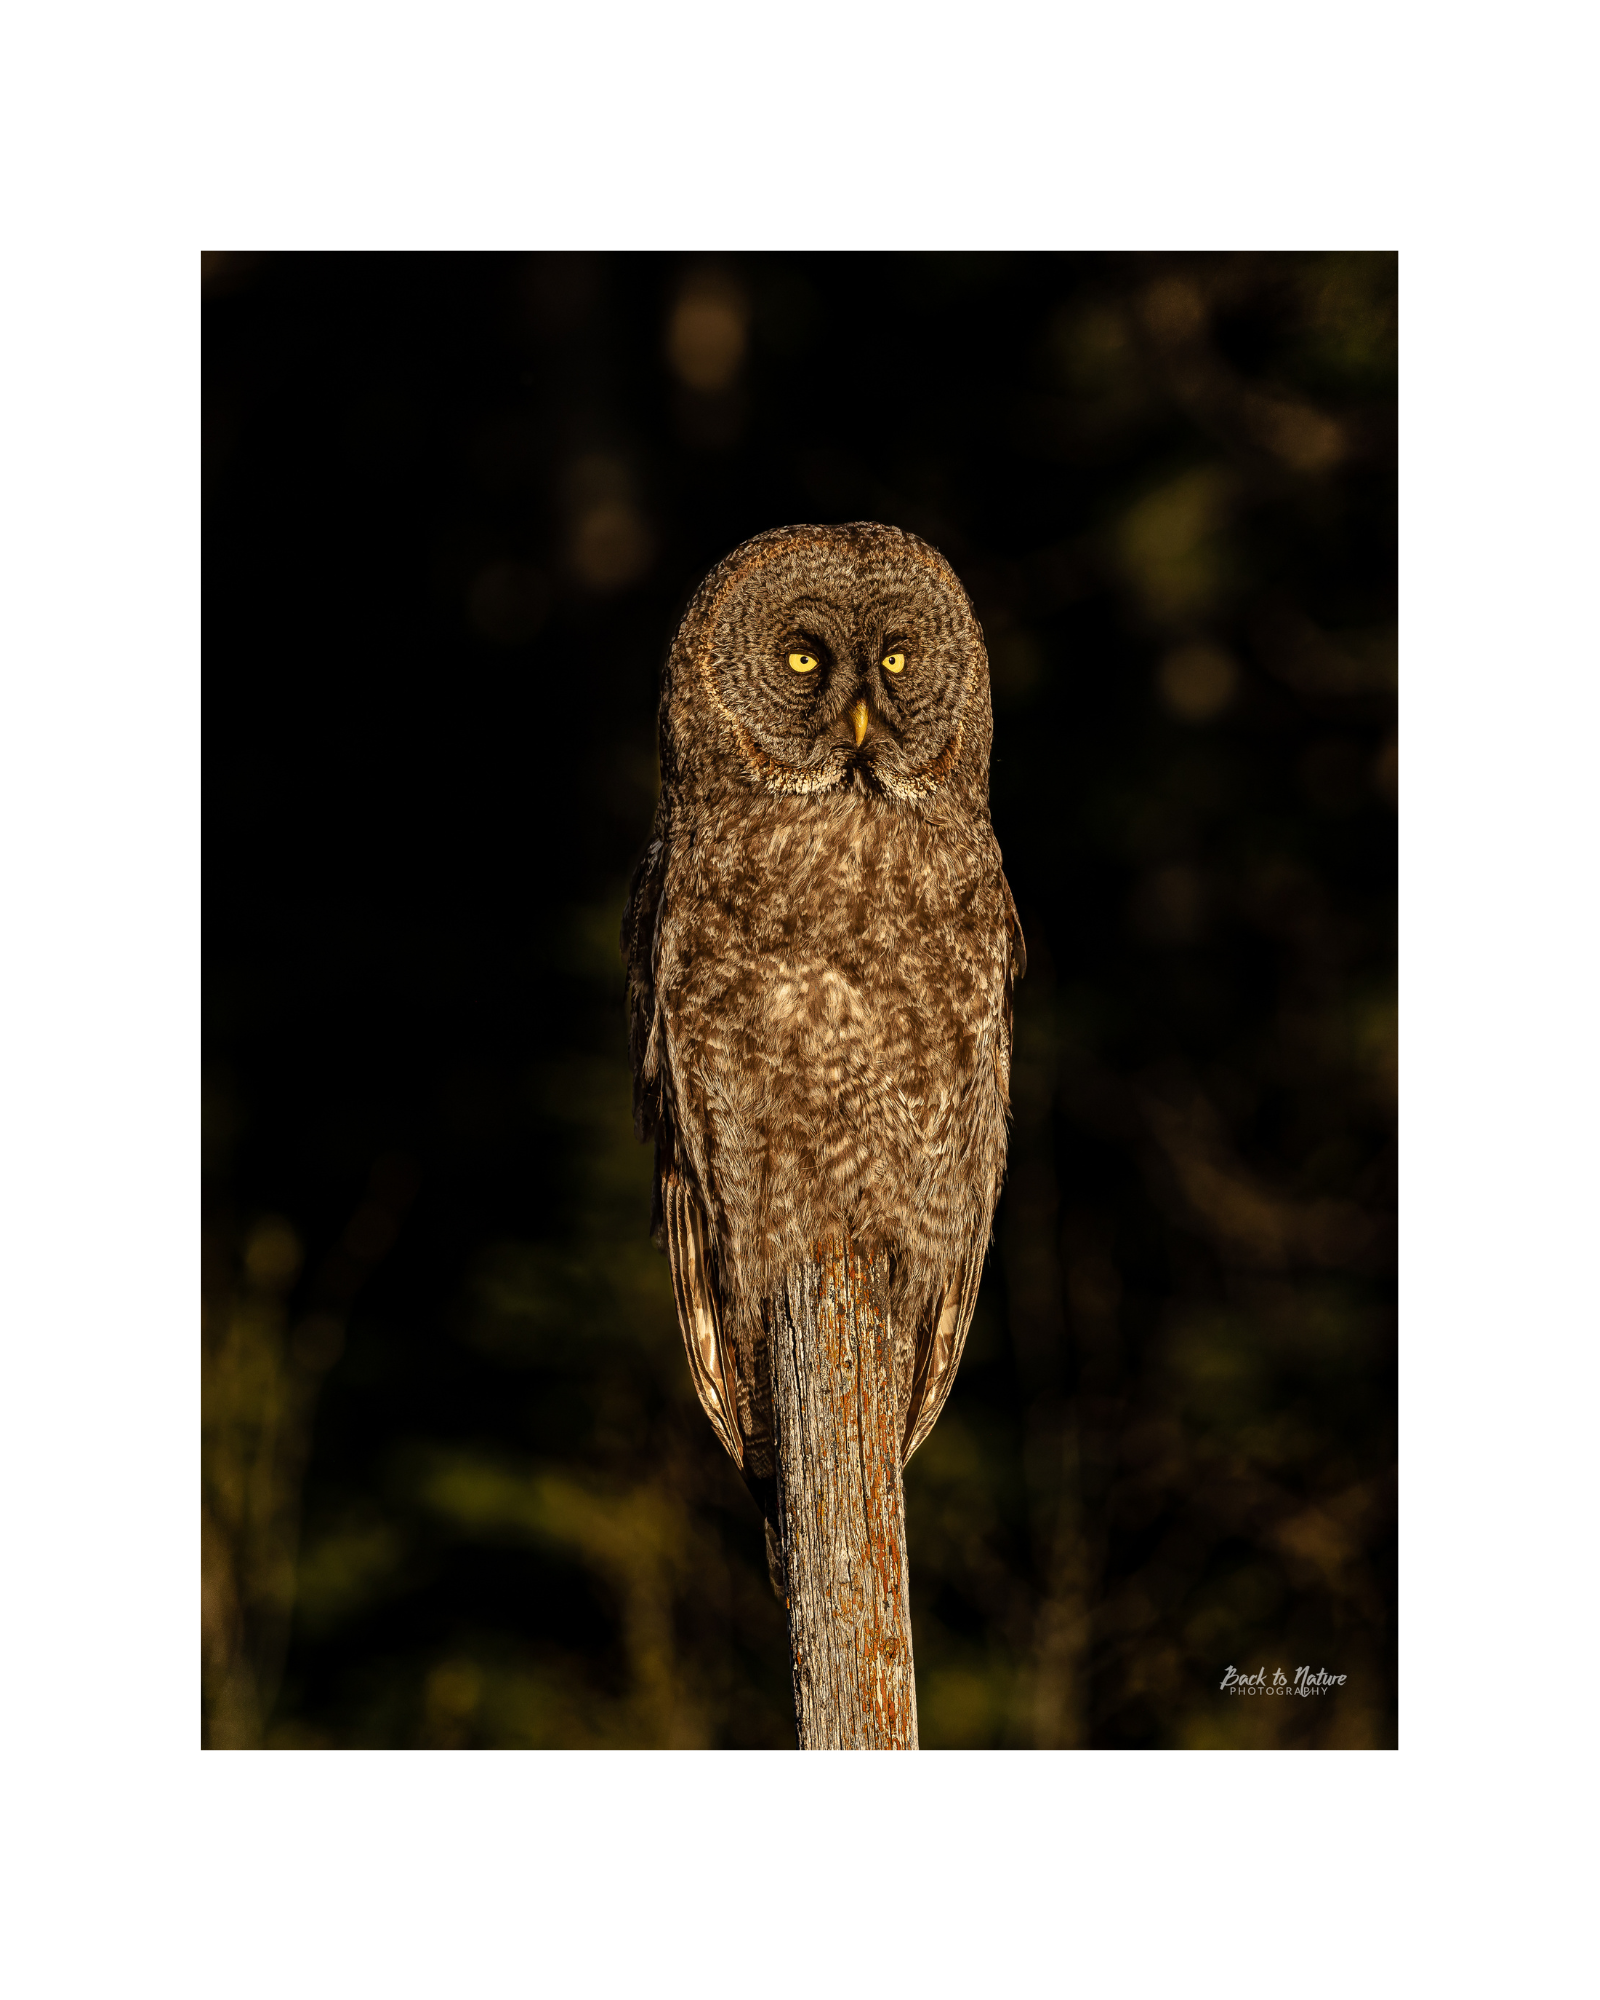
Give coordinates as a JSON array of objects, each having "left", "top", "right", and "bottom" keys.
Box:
[{"left": 202, "top": 251, "right": 1396, "bottom": 1749}]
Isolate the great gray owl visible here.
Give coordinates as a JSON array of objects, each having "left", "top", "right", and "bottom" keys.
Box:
[{"left": 622, "top": 521, "right": 1024, "bottom": 1537}]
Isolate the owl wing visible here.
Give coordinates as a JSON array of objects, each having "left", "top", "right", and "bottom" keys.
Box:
[
  {"left": 622, "top": 840, "right": 747, "bottom": 1471},
  {"left": 901, "top": 1256, "right": 985, "bottom": 1463},
  {"left": 901, "top": 875, "right": 1026, "bottom": 1464},
  {"left": 661, "top": 1173, "right": 745, "bottom": 1468}
]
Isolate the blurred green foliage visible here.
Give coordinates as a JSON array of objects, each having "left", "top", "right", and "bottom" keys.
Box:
[{"left": 203, "top": 251, "right": 1395, "bottom": 1748}]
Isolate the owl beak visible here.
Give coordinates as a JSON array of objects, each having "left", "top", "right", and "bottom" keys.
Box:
[{"left": 851, "top": 699, "right": 870, "bottom": 748}]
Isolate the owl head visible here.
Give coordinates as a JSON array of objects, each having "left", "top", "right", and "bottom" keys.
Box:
[{"left": 660, "top": 523, "right": 993, "bottom": 810}]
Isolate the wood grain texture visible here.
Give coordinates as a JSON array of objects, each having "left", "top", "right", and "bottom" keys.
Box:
[{"left": 770, "top": 1238, "right": 918, "bottom": 1750}]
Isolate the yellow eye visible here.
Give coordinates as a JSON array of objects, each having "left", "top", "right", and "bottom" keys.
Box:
[
  {"left": 788, "top": 651, "right": 819, "bottom": 673},
  {"left": 881, "top": 651, "right": 906, "bottom": 674}
]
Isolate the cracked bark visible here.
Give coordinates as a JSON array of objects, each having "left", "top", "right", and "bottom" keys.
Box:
[{"left": 769, "top": 1237, "right": 918, "bottom": 1750}]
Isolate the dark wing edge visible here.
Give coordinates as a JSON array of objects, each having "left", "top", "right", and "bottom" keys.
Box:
[
  {"left": 621, "top": 839, "right": 670, "bottom": 1245},
  {"left": 663, "top": 1174, "right": 745, "bottom": 1470},
  {"left": 1000, "top": 870, "right": 1026, "bottom": 1094},
  {"left": 621, "top": 838, "right": 666, "bottom": 1142}
]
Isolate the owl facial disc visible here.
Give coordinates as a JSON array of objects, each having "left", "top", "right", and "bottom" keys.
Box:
[{"left": 687, "top": 524, "right": 988, "bottom": 803}]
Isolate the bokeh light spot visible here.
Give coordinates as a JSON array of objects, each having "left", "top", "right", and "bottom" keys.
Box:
[
  {"left": 427, "top": 1659, "right": 483, "bottom": 1719},
  {"left": 667, "top": 270, "right": 749, "bottom": 392},
  {"left": 244, "top": 1216, "right": 302, "bottom": 1293},
  {"left": 1116, "top": 468, "right": 1234, "bottom": 621},
  {"left": 1158, "top": 642, "right": 1239, "bottom": 722}
]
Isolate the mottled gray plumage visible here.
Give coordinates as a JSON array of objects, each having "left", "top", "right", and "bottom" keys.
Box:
[{"left": 622, "top": 522, "right": 1024, "bottom": 1520}]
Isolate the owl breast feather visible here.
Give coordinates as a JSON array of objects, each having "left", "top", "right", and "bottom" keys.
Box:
[{"left": 655, "top": 789, "right": 1012, "bottom": 1317}]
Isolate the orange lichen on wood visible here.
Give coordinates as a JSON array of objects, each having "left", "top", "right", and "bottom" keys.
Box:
[{"left": 770, "top": 1235, "right": 918, "bottom": 1749}]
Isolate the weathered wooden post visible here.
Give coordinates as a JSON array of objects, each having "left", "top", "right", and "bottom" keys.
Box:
[{"left": 768, "top": 1239, "right": 917, "bottom": 1750}]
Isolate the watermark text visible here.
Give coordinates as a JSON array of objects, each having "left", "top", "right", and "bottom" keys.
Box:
[{"left": 1219, "top": 1665, "right": 1347, "bottom": 1698}]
